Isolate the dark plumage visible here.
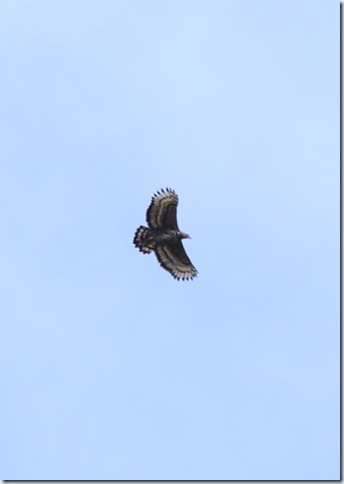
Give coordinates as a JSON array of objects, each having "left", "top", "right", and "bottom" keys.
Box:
[{"left": 133, "top": 188, "right": 198, "bottom": 280}]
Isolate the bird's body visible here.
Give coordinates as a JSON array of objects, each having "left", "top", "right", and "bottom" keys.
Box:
[
  {"left": 135, "top": 227, "right": 189, "bottom": 250},
  {"left": 133, "top": 188, "right": 197, "bottom": 280}
]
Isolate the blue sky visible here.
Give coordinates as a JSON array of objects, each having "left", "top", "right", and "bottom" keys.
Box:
[{"left": 1, "top": 0, "right": 339, "bottom": 480}]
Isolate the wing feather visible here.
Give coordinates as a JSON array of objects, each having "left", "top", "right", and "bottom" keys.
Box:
[
  {"left": 154, "top": 241, "right": 198, "bottom": 281},
  {"left": 146, "top": 188, "right": 179, "bottom": 229}
]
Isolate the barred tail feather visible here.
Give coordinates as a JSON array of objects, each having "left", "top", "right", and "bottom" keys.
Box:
[{"left": 133, "top": 226, "right": 155, "bottom": 253}]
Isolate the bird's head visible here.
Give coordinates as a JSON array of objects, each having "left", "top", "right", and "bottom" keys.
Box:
[{"left": 179, "top": 231, "right": 191, "bottom": 240}]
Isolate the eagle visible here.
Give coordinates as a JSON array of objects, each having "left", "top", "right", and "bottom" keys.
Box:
[{"left": 133, "top": 188, "right": 198, "bottom": 280}]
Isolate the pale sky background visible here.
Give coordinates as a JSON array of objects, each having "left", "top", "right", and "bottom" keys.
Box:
[{"left": 1, "top": 0, "right": 339, "bottom": 480}]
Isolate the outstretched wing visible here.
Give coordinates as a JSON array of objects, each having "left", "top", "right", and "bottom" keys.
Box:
[
  {"left": 146, "top": 188, "right": 179, "bottom": 230},
  {"left": 154, "top": 241, "right": 198, "bottom": 281}
]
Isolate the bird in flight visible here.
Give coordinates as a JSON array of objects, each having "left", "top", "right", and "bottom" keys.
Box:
[{"left": 133, "top": 188, "right": 198, "bottom": 280}]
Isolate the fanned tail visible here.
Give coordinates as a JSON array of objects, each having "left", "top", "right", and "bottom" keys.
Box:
[{"left": 133, "top": 226, "right": 155, "bottom": 253}]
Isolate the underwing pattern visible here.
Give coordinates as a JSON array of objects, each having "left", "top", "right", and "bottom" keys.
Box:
[{"left": 133, "top": 188, "right": 198, "bottom": 280}]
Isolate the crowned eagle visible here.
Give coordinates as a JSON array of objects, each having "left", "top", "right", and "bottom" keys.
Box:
[{"left": 133, "top": 188, "right": 198, "bottom": 280}]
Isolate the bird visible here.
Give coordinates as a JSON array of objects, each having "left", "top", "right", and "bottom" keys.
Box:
[{"left": 133, "top": 188, "right": 198, "bottom": 280}]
